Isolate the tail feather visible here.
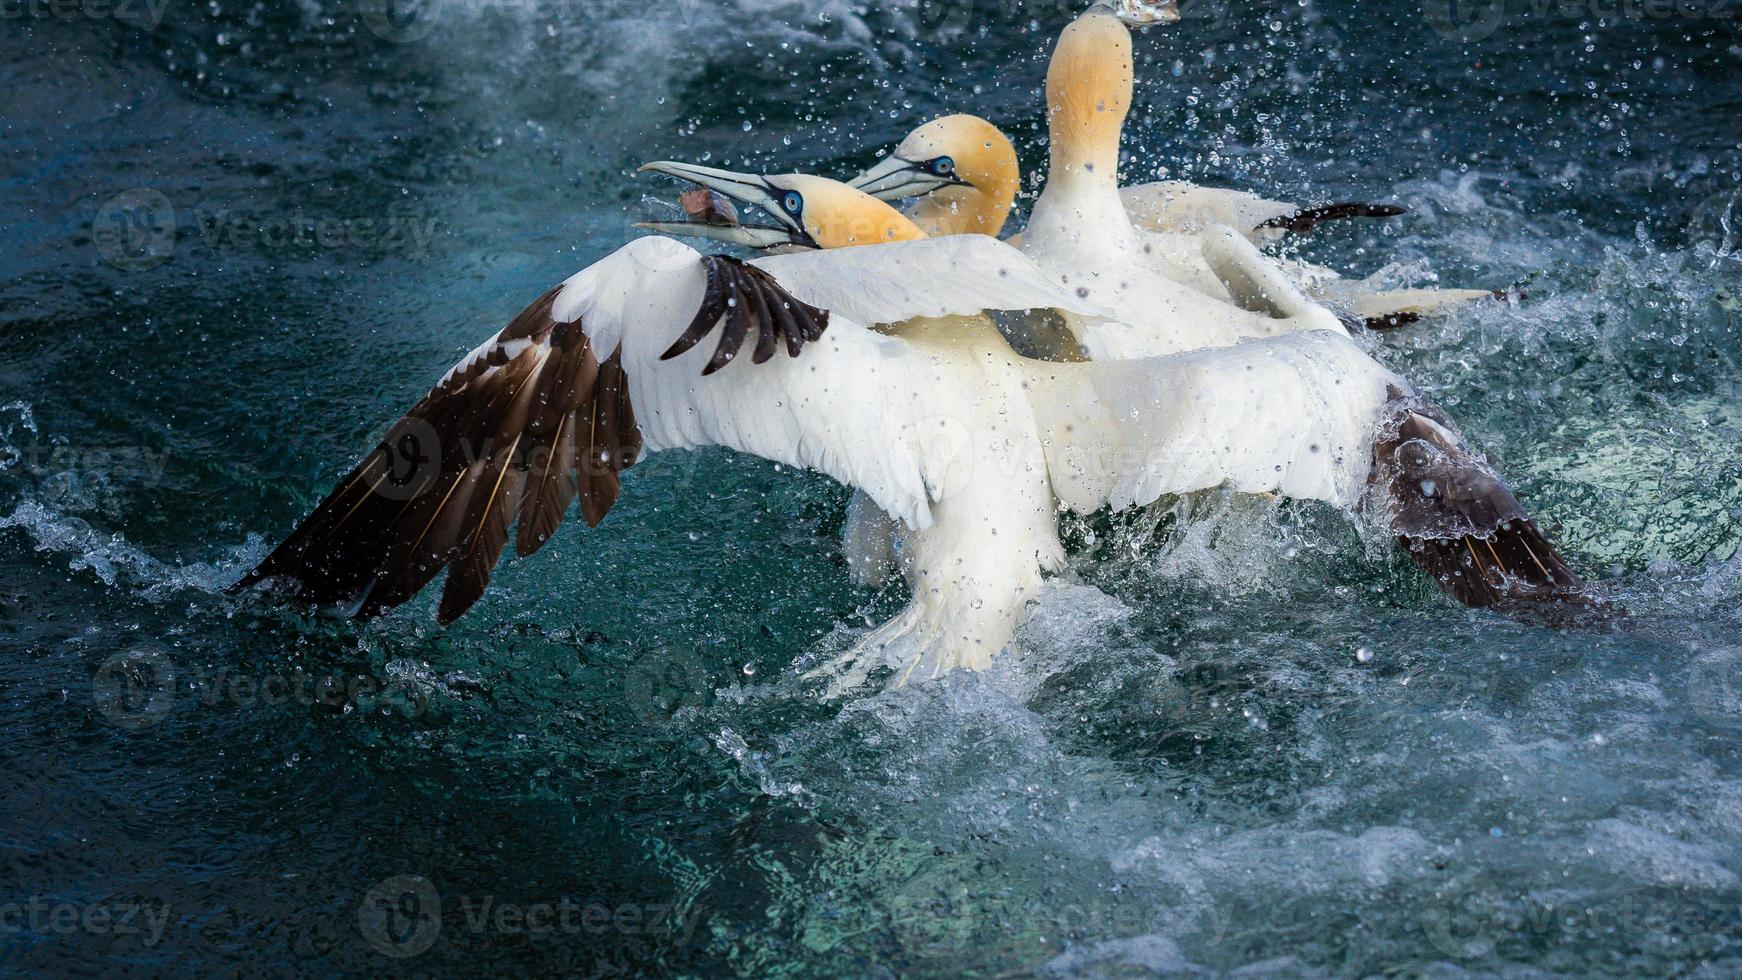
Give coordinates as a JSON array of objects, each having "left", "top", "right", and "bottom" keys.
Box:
[{"left": 1258, "top": 201, "right": 1407, "bottom": 235}]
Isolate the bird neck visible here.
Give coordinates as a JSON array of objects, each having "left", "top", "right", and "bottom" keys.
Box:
[
  {"left": 1044, "top": 7, "right": 1131, "bottom": 200},
  {"left": 908, "top": 178, "right": 1017, "bottom": 238}
]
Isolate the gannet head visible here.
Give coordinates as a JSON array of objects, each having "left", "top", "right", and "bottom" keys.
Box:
[
  {"left": 844, "top": 115, "right": 1021, "bottom": 238},
  {"left": 637, "top": 162, "right": 927, "bottom": 250},
  {"left": 847, "top": 114, "right": 1015, "bottom": 204}
]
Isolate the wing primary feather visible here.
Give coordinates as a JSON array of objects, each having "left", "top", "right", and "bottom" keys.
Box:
[
  {"left": 665, "top": 255, "right": 829, "bottom": 373},
  {"left": 438, "top": 434, "right": 525, "bottom": 625},
  {"left": 241, "top": 252, "right": 830, "bottom": 624},
  {"left": 661, "top": 256, "right": 732, "bottom": 361},
  {"left": 237, "top": 285, "right": 641, "bottom": 623},
  {"left": 703, "top": 277, "right": 754, "bottom": 375},
  {"left": 583, "top": 353, "right": 632, "bottom": 521},
  {"left": 767, "top": 290, "right": 804, "bottom": 357},
  {"left": 516, "top": 411, "right": 576, "bottom": 557},
  {"left": 747, "top": 275, "right": 779, "bottom": 364},
  {"left": 516, "top": 323, "right": 597, "bottom": 557},
  {"left": 1371, "top": 385, "right": 1591, "bottom": 610},
  {"left": 1364, "top": 311, "right": 1424, "bottom": 331}
]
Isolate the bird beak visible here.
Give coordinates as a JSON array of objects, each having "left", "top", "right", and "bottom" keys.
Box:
[
  {"left": 636, "top": 161, "right": 820, "bottom": 250},
  {"left": 1096, "top": 0, "right": 1180, "bottom": 27},
  {"left": 846, "top": 154, "right": 970, "bottom": 203}
]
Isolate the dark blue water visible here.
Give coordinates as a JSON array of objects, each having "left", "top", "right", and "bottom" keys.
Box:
[{"left": 2, "top": 0, "right": 1740, "bottom": 974}]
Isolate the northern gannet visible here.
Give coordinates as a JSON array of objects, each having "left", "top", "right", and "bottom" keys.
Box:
[
  {"left": 637, "top": 166, "right": 1592, "bottom": 633},
  {"left": 1003, "top": 3, "right": 1587, "bottom": 608},
  {"left": 845, "top": 25, "right": 1499, "bottom": 332},
  {"left": 848, "top": 112, "right": 1403, "bottom": 245},
  {"left": 235, "top": 179, "right": 1105, "bottom": 686},
  {"left": 236, "top": 172, "right": 1587, "bottom": 697}
]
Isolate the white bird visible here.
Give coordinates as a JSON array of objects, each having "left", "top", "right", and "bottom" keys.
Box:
[
  {"left": 237, "top": 172, "right": 1587, "bottom": 696},
  {"left": 845, "top": 46, "right": 1498, "bottom": 332},
  {"left": 1010, "top": 3, "right": 1587, "bottom": 606},
  {"left": 236, "top": 180, "right": 1105, "bottom": 683},
  {"left": 635, "top": 167, "right": 1593, "bottom": 661},
  {"left": 638, "top": 0, "right": 1591, "bottom": 618}
]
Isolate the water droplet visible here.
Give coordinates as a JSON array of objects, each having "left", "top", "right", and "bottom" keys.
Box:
[{"left": 1355, "top": 646, "right": 1374, "bottom": 664}]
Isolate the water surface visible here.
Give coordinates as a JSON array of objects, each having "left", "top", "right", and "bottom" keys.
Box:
[{"left": 3, "top": 0, "right": 1741, "bottom": 974}]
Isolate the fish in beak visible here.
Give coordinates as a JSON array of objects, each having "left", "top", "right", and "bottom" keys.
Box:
[
  {"left": 846, "top": 151, "right": 972, "bottom": 204},
  {"left": 636, "top": 161, "right": 821, "bottom": 250}
]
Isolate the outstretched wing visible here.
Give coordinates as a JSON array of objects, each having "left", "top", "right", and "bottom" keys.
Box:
[
  {"left": 1028, "top": 330, "right": 1395, "bottom": 514},
  {"left": 1120, "top": 181, "right": 1404, "bottom": 244},
  {"left": 234, "top": 285, "right": 643, "bottom": 623},
  {"left": 750, "top": 235, "right": 1106, "bottom": 328},
  {"left": 236, "top": 236, "right": 962, "bottom": 624},
  {"left": 1026, "top": 330, "right": 1588, "bottom": 609}
]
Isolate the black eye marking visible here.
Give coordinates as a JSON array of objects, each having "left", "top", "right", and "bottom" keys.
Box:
[
  {"left": 931, "top": 156, "right": 955, "bottom": 176},
  {"left": 781, "top": 190, "right": 803, "bottom": 214}
]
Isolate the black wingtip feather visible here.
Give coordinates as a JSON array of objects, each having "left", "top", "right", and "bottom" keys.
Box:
[
  {"left": 666, "top": 255, "right": 828, "bottom": 374},
  {"left": 1259, "top": 201, "right": 1408, "bottom": 235},
  {"left": 241, "top": 254, "right": 823, "bottom": 627},
  {"left": 1364, "top": 310, "right": 1424, "bottom": 331},
  {"left": 1371, "top": 386, "right": 1595, "bottom": 612},
  {"left": 237, "top": 289, "right": 640, "bottom": 626}
]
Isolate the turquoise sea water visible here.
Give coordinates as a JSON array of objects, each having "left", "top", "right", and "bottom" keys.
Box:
[{"left": 2, "top": 0, "right": 1741, "bottom": 973}]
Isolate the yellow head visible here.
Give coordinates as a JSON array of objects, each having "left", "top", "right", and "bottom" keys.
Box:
[
  {"left": 777, "top": 174, "right": 928, "bottom": 249},
  {"left": 847, "top": 114, "right": 1020, "bottom": 237},
  {"left": 901, "top": 115, "right": 1021, "bottom": 237},
  {"left": 1045, "top": 6, "right": 1134, "bottom": 183}
]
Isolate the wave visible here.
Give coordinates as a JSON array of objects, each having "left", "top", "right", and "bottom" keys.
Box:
[{"left": 0, "top": 498, "right": 254, "bottom": 601}]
